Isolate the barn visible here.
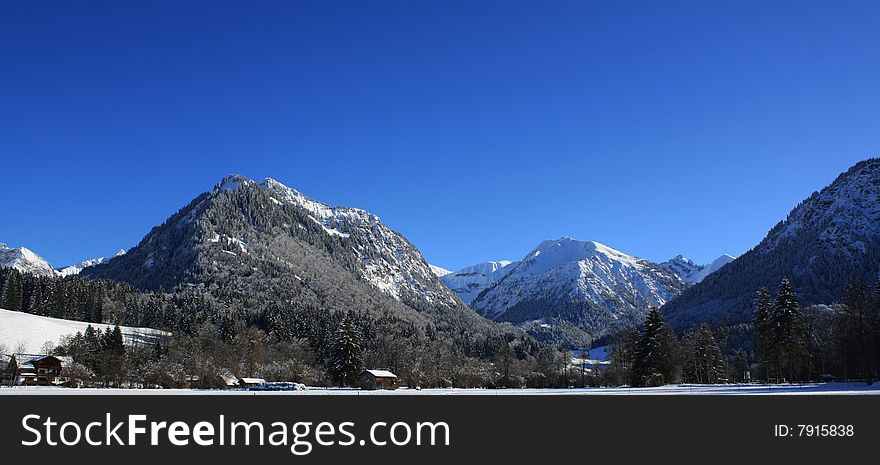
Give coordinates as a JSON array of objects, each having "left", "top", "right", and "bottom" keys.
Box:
[{"left": 358, "top": 369, "right": 398, "bottom": 390}]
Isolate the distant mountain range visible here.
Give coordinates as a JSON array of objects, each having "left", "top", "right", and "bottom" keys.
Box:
[
  {"left": 0, "top": 243, "right": 124, "bottom": 278},
  {"left": 3, "top": 175, "right": 734, "bottom": 344},
  {"left": 435, "top": 241, "right": 733, "bottom": 340},
  {"left": 660, "top": 255, "right": 736, "bottom": 285},
  {"left": 7, "top": 158, "right": 880, "bottom": 343},
  {"left": 440, "top": 260, "right": 518, "bottom": 304}
]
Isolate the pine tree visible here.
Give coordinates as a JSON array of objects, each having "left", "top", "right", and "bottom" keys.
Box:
[
  {"left": 681, "top": 324, "right": 727, "bottom": 384},
  {"left": 81, "top": 325, "right": 102, "bottom": 377},
  {"left": 26, "top": 279, "right": 43, "bottom": 314},
  {"left": 328, "top": 317, "right": 363, "bottom": 386},
  {"left": 772, "top": 278, "right": 807, "bottom": 381},
  {"left": 633, "top": 307, "right": 675, "bottom": 387},
  {"left": 696, "top": 324, "right": 727, "bottom": 383},
  {"left": 608, "top": 328, "right": 639, "bottom": 386},
  {"left": 841, "top": 279, "right": 874, "bottom": 382},
  {"left": 656, "top": 323, "right": 678, "bottom": 383},
  {"left": 0, "top": 270, "right": 23, "bottom": 311},
  {"left": 753, "top": 287, "right": 773, "bottom": 379}
]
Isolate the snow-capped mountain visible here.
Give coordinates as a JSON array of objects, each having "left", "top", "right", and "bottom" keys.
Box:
[
  {"left": 258, "top": 177, "right": 459, "bottom": 307},
  {"left": 0, "top": 243, "right": 56, "bottom": 277},
  {"left": 663, "top": 158, "right": 880, "bottom": 328},
  {"left": 471, "top": 237, "right": 687, "bottom": 338},
  {"left": 661, "top": 254, "right": 735, "bottom": 284},
  {"left": 429, "top": 264, "right": 452, "bottom": 277},
  {"left": 441, "top": 260, "right": 518, "bottom": 304},
  {"left": 56, "top": 250, "right": 126, "bottom": 277},
  {"left": 82, "top": 175, "right": 485, "bottom": 330}
]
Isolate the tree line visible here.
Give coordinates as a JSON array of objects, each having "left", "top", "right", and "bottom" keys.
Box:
[
  {"left": 5, "top": 264, "right": 879, "bottom": 389},
  {"left": 603, "top": 276, "right": 880, "bottom": 387},
  {"left": 1, "top": 267, "right": 554, "bottom": 388}
]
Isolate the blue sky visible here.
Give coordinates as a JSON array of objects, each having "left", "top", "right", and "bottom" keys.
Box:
[{"left": 2, "top": 1, "right": 879, "bottom": 270}]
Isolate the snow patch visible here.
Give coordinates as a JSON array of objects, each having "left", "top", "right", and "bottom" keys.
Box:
[{"left": 0, "top": 308, "right": 169, "bottom": 353}]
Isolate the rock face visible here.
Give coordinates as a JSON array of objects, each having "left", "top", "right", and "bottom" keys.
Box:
[
  {"left": 663, "top": 158, "right": 880, "bottom": 329},
  {"left": 82, "top": 175, "right": 487, "bottom": 330},
  {"left": 470, "top": 237, "right": 688, "bottom": 339}
]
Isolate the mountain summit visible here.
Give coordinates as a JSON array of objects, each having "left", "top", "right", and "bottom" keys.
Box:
[
  {"left": 470, "top": 237, "right": 687, "bottom": 339},
  {"left": 82, "top": 174, "right": 486, "bottom": 331},
  {"left": 0, "top": 243, "right": 56, "bottom": 277},
  {"left": 661, "top": 254, "right": 735, "bottom": 284},
  {"left": 441, "top": 260, "right": 518, "bottom": 304}
]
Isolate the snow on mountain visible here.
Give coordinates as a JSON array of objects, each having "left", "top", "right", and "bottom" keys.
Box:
[
  {"left": 57, "top": 249, "right": 127, "bottom": 277},
  {"left": 258, "top": 177, "right": 459, "bottom": 307},
  {"left": 83, "top": 174, "right": 474, "bottom": 327},
  {"left": 441, "top": 260, "right": 518, "bottom": 304},
  {"left": 0, "top": 244, "right": 56, "bottom": 277},
  {"left": 471, "top": 238, "right": 687, "bottom": 337},
  {"left": 661, "top": 254, "right": 735, "bottom": 284},
  {"left": 663, "top": 158, "right": 880, "bottom": 328},
  {"left": 58, "top": 257, "right": 106, "bottom": 277},
  {"left": 696, "top": 255, "right": 736, "bottom": 281},
  {"left": 0, "top": 308, "right": 167, "bottom": 353},
  {"left": 429, "top": 264, "right": 452, "bottom": 277}
]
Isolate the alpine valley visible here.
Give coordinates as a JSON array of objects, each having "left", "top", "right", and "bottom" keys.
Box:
[{"left": 4, "top": 159, "right": 880, "bottom": 387}]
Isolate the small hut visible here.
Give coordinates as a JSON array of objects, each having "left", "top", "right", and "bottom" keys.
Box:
[
  {"left": 358, "top": 369, "right": 398, "bottom": 390},
  {"left": 238, "top": 377, "right": 267, "bottom": 388}
]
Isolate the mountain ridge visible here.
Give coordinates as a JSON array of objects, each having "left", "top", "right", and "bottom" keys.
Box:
[
  {"left": 469, "top": 237, "right": 688, "bottom": 340},
  {"left": 81, "top": 174, "right": 493, "bottom": 335},
  {"left": 662, "top": 158, "right": 880, "bottom": 328}
]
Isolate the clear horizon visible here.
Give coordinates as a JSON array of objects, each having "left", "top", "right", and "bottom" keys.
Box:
[{"left": 2, "top": 1, "right": 879, "bottom": 270}]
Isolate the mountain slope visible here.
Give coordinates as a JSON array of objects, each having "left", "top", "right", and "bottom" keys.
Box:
[
  {"left": 0, "top": 244, "right": 56, "bottom": 277},
  {"left": 82, "top": 175, "right": 487, "bottom": 332},
  {"left": 441, "top": 260, "right": 518, "bottom": 304},
  {"left": 0, "top": 307, "right": 167, "bottom": 353},
  {"left": 471, "top": 238, "right": 687, "bottom": 339},
  {"left": 662, "top": 158, "right": 880, "bottom": 328}
]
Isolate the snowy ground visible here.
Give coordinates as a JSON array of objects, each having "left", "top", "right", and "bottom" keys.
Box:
[
  {"left": 0, "top": 308, "right": 168, "bottom": 353},
  {"left": 2, "top": 383, "right": 880, "bottom": 396}
]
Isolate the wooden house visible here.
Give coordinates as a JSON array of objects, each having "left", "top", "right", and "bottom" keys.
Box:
[
  {"left": 358, "top": 369, "right": 398, "bottom": 390},
  {"left": 9, "top": 354, "right": 70, "bottom": 386}
]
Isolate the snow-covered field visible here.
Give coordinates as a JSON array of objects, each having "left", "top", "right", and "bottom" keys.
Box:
[
  {"left": 2, "top": 383, "right": 879, "bottom": 396},
  {"left": 0, "top": 308, "right": 168, "bottom": 353}
]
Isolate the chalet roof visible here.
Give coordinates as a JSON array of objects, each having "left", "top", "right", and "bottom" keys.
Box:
[
  {"left": 220, "top": 373, "right": 239, "bottom": 386},
  {"left": 361, "top": 369, "right": 397, "bottom": 379},
  {"left": 12, "top": 354, "right": 72, "bottom": 369},
  {"left": 238, "top": 377, "right": 266, "bottom": 385}
]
